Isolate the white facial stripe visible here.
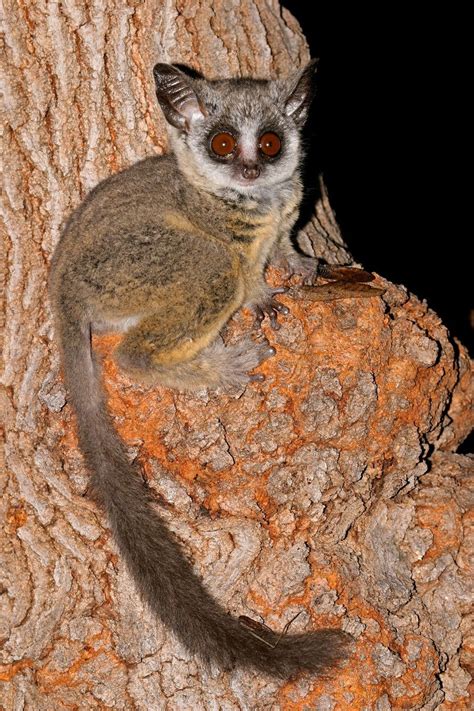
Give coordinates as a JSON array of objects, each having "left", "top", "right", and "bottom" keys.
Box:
[{"left": 238, "top": 122, "right": 258, "bottom": 161}]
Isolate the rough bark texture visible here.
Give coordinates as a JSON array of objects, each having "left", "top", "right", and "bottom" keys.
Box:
[{"left": 1, "top": 1, "right": 472, "bottom": 709}]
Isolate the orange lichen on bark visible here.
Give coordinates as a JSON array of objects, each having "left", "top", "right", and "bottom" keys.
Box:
[
  {"left": 35, "top": 631, "right": 126, "bottom": 693},
  {"left": 0, "top": 660, "right": 34, "bottom": 682},
  {"left": 416, "top": 501, "right": 463, "bottom": 560},
  {"left": 5, "top": 505, "right": 28, "bottom": 532},
  {"left": 279, "top": 632, "right": 439, "bottom": 710},
  {"left": 78, "top": 278, "right": 471, "bottom": 709}
]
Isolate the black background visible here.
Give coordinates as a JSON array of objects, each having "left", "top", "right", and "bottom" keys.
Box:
[
  {"left": 281, "top": 5, "right": 471, "bottom": 452},
  {"left": 281, "top": 4, "right": 471, "bottom": 354}
]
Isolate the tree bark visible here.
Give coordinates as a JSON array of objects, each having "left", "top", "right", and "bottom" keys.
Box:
[{"left": 1, "top": 2, "right": 472, "bottom": 710}]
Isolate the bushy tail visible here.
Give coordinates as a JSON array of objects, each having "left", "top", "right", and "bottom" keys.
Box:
[{"left": 57, "top": 315, "right": 350, "bottom": 677}]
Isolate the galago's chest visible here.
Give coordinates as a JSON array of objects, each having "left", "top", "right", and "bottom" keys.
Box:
[{"left": 230, "top": 191, "right": 300, "bottom": 276}]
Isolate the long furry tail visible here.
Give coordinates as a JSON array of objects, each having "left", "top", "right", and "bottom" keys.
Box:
[{"left": 57, "top": 315, "right": 351, "bottom": 677}]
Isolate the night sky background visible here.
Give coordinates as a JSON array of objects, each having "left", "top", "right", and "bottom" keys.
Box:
[{"left": 281, "top": 4, "right": 471, "bottom": 450}]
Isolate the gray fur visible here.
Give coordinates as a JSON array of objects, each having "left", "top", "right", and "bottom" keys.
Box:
[{"left": 49, "top": 62, "right": 351, "bottom": 677}]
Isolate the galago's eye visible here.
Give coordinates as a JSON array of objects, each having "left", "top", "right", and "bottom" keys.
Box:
[
  {"left": 211, "top": 132, "right": 237, "bottom": 157},
  {"left": 259, "top": 132, "right": 281, "bottom": 157}
]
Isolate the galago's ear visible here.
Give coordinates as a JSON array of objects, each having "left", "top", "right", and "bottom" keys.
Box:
[
  {"left": 281, "top": 59, "right": 318, "bottom": 126},
  {"left": 153, "top": 64, "right": 207, "bottom": 131}
]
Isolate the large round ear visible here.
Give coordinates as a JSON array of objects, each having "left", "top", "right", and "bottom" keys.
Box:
[
  {"left": 282, "top": 59, "right": 318, "bottom": 127},
  {"left": 153, "top": 64, "right": 207, "bottom": 131}
]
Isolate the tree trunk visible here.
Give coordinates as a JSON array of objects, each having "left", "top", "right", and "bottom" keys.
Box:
[{"left": 1, "top": 2, "right": 472, "bottom": 709}]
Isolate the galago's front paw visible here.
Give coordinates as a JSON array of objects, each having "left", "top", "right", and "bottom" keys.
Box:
[{"left": 252, "top": 287, "right": 289, "bottom": 330}]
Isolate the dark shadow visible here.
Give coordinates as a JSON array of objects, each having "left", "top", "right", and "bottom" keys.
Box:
[
  {"left": 457, "top": 432, "right": 473, "bottom": 454},
  {"left": 281, "top": 3, "right": 472, "bottom": 355},
  {"left": 293, "top": 97, "right": 324, "bottom": 234}
]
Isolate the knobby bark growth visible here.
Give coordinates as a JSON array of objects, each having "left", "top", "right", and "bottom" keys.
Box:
[{"left": 1, "top": 1, "right": 472, "bottom": 709}]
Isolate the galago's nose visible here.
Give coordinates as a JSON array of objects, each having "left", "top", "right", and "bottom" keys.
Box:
[{"left": 241, "top": 163, "right": 260, "bottom": 180}]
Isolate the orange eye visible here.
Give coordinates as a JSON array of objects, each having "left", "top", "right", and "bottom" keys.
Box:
[
  {"left": 259, "top": 132, "right": 281, "bottom": 157},
  {"left": 211, "top": 132, "right": 237, "bottom": 157}
]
